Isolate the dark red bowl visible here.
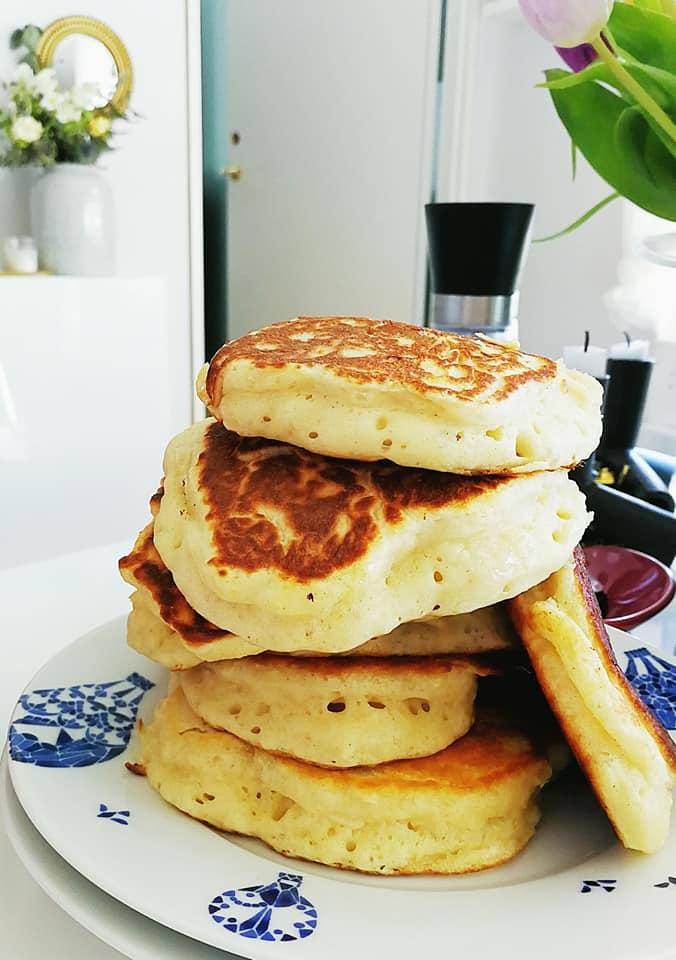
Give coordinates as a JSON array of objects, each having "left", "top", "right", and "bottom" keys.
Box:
[{"left": 583, "top": 545, "right": 675, "bottom": 631}]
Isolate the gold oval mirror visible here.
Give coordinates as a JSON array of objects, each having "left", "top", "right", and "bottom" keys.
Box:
[{"left": 35, "top": 16, "right": 133, "bottom": 114}]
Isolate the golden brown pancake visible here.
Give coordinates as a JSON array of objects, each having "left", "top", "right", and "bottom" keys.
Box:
[
  {"left": 197, "top": 316, "right": 602, "bottom": 474},
  {"left": 120, "top": 524, "right": 256, "bottom": 655},
  {"left": 137, "top": 686, "right": 553, "bottom": 874},
  {"left": 509, "top": 548, "right": 676, "bottom": 853},
  {"left": 120, "top": 521, "right": 517, "bottom": 668},
  {"left": 178, "top": 652, "right": 498, "bottom": 767},
  {"left": 153, "top": 418, "right": 590, "bottom": 652}
]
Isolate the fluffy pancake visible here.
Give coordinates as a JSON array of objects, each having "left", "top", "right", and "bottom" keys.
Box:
[
  {"left": 137, "top": 686, "right": 553, "bottom": 874},
  {"left": 154, "top": 418, "right": 590, "bottom": 652},
  {"left": 179, "top": 653, "right": 497, "bottom": 767},
  {"left": 120, "top": 524, "right": 261, "bottom": 663},
  {"left": 120, "top": 522, "right": 517, "bottom": 668},
  {"left": 197, "top": 316, "right": 602, "bottom": 474},
  {"left": 126, "top": 588, "right": 202, "bottom": 670},
  {"left": 509, "top": 548, "right": 676, "bottom": 853}
]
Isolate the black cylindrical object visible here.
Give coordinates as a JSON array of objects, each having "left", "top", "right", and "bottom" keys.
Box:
[
  {"left": 425, "top": 202, "right": 535, "bottom": 339},
  {"left": 599, "top": 357, "right": 654, "bottom": 450},
  {"left": 636, "top": 447, "right": 676, "bottom": 487},
  {"left": 594, "top": 356, "right": 674, "bottom": 511},
  {"left": 584, "top": 481, "right": 676, "bottom": 567},
  {"left": 601, "top": 449, "right": 675, "bottom": 513}
]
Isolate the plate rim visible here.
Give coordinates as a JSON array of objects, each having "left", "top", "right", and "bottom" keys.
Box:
[{"left": 0, "top": 749, "right": 241, "bottom": 960}]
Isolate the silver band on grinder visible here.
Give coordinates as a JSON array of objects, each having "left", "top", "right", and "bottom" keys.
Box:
[{"left": 430, "top": 293, "right": 519, "bottom": 341}]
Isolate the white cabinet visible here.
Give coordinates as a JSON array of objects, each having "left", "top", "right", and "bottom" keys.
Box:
[{"left": 0, "top": 277, "right": 182, "bottom": 567}]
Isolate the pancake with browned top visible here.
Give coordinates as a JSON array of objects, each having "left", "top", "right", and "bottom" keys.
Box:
[
  {"left": 197, "top": 316, "right": 602, "bottom": 474},
  {"left": 153, "top": 418, "right": 590, "bottom": 652},
  {"left": 120, "top": 524, "right": 256, "bottom": 653},
  {"left": 509, "top": 548, "right": 676, "bottom": 853},
  {"left": 137, "top": 686, "right": 553, "bottom": 874},
  {"left": 178, "top": 652, "right": 498, "bottom": 767},
  {"left": 120, "top": 520, "right": 517, "bottom": 668}
]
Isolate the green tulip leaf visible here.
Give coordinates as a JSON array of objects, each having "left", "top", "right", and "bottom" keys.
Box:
[
  {"left": 571, "top": 138, "right": 578, "bottom": 180},
  {"left": 538, "top": 62, "right": 607, "bottom": 91},
  {"left": 545, "top": 60, "right": 676, "bottom": 159},
  {"left": 608, "top": 4, "right": 676, "bottom": 74},
  {"left": 625, "top": 63, "right": 676, "bottom": 159},
  {"left": 616, "top": 104, "right": 676, "bottom": 188},
  {"left": 534, "top": 192, "right": 620, "bottom": 242},
  {"left": 627, "top": 62, "right": 676, "bottom": 110},
  {"left": 9, "top": 28, "right": 24, "bottom": 50},
  {"left": 541, "top": 61, "right": 675, "bottom": 112},
  {"left": 546, "top": 67, "right": 676, "bottom": 221},
  {"left": 631, "top": 0, "right": 668, "bottom": 13}
]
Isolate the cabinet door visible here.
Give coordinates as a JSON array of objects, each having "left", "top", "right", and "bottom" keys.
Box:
[{"left": 223, "top": 0, "right": 440, "bottom": 339}]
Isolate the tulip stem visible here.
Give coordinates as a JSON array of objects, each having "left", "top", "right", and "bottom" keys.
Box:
[{"left": 591, "top": 35, "right": 676, "bottom": 147}]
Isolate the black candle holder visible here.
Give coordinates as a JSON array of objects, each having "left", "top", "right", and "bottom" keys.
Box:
[
  {"left": 596, "top": 358, "right": 674, "bottom": 513},
  {"left": 572, "top": 358, "right": 676, "bottom": 565}
]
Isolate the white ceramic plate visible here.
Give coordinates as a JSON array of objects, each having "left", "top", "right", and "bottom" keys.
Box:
[
  {"left": 0, "top": 753, "right": 241, "bottom": 960},
  {"left": 6, "top": 618, "right": 676, "bottom": 960}
]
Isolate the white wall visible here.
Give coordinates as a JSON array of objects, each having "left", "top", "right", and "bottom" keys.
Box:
[
  {"left": 465, "top": 15, "right": 625, "bottom": 361},
  {"left": 0, "top": 0, "right": 198, "bottom": 431}
]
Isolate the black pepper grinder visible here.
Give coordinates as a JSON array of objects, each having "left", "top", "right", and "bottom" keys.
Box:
[{"left": 425, "top": 202, "right": 535, "bottom": 340}]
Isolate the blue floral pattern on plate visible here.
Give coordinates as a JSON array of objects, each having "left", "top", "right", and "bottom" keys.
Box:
[
  {"left": 9, "top": 673, "right": 154, "bottom": 767},
  {"left": 580, "top": 879, "right": 616, "bottom": 894},
  {"left": 208, "top": 872, "right": 318, "bottom": 942},
  {"left": 97, "top": 803, "right": 130, "bottom": 826},
  {"left": 623, "top": 648, "right": 676, "bottom": 730}
]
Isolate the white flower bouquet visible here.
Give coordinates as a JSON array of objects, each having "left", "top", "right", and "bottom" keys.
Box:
[{"left": 0, "top": 61, "right": 123, "bottom": 168}]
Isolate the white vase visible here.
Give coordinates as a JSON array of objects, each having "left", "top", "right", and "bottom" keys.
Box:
[{"left": 30, "top": 163, "right": 116, "bottom": 276}]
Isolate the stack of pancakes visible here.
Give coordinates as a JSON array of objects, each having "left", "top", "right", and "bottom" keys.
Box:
[{"left": 120, "top": 316, "right": 676, "bottom": 873}]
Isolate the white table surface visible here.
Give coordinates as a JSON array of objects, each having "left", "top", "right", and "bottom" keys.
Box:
[{"left": 1, "top": 542, "right": 675, "bottom": 960}]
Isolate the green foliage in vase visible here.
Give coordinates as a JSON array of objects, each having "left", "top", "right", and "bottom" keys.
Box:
[
  {"left": 0, "top": 29, "right": 126, "bottom": 168},
  {"left": 520, "top": 0, "right": 676, "bottom": 236}
]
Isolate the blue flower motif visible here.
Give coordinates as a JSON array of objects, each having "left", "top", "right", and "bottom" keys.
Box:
[
  {"left": 9, "top": 673, "right": 154, "bottom": 768},
  {"left": 209, "top": 872, "right": 317, "bottom": 942},
  {"left": 623, "top": 648, "right": 676, "bottom": 730},
  {"left": 97, "top": 803, "right": 130, "bottom": 826},
  {"left": 580, "top": 879, "right": 616, "bottom": 893}
]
